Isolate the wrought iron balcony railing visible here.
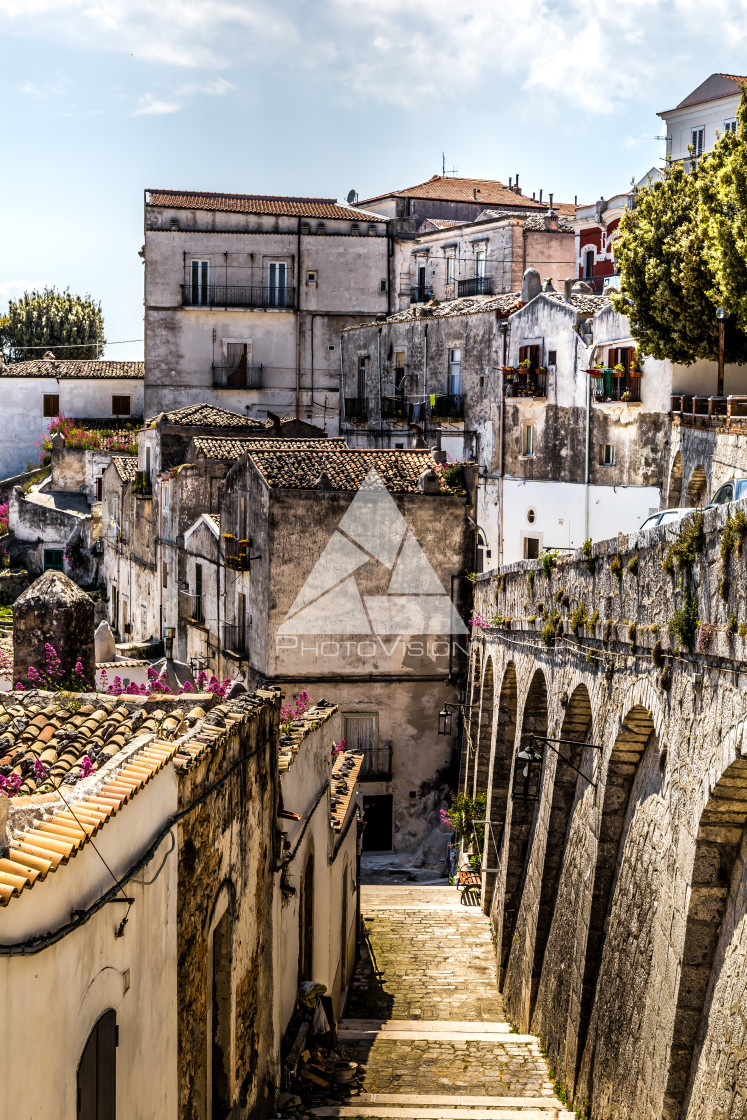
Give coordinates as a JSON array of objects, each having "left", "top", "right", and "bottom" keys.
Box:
[
  {"left": 344, "top": 397, "right": 367, "bottom": 422},
  {"left": 222, "top": 535, "right": 252, "bottom": 571},
  {"left": 182, "top": 284, "right": 296, "bottom": 310},
  {"left": 358, "top": 746, "right": 393, "bottom": 781},
  {"left": 430, "top": 393, "right": 465, "bottom": 420},
  {"left": 457, "top": 276, "right": 494, "bottom": 297},
  {"left": 503, "top": 368, "right": 548, "bottom": 399},
  {"left": 132, "top": 470, "right": 152, "bottom": 497},
  {"left": 588, "top": 368, "right": 642, "bottom": 403},
  {"left": 410, "top": 285, "right": 433, "bottom": 304},
  {"left": 223, "top": 623, "right": 248, "bottom": 656},
  {"left": 212, "top": 363, "right": 263, "bottom": 390},
  {"left": 381, "top": 395, "right": 408, "bottom": 420}
]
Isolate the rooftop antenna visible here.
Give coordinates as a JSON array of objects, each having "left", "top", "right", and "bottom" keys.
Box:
[
  {"left": 346, "top": 189, "right": 358, "bottom": 205},
  {"left": 441, "top": 153, "right": 459, "bottom": 177}
]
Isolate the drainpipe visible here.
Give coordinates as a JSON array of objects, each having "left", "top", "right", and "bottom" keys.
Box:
[
  {"left": 498, "top": 319, "right": 508, "bottom": 565},
  {"left": 377, "top": 328, "right": 383, "bottom": 447},
  {"left": 387, "top": 226, "right": 393, "bottom": 316},
  {"left": 423, "top": 324, "right": 428, "bottom": 404},
  {"left": 583, "top": 332, "right": 591, "bottom": 541},
  {"left": 296, "top": 218, "right": 302, "bottom": 419}
]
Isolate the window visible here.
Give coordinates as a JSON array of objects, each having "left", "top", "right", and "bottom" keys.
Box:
[
  {"left": 190, "top": 259, "right": 209, "bottom": 306},
  {"left": 299, "top": 850, "right": 315, "bottom": 981},
  {"left": 162, "top": 481, "right": 170, "bottom": 511},
  {"left": 43, "top": 548, "right": 64, "bottom": 571},
  {"left": 524, "top": 537, "right": 540, "bottom": 560},
  {"left": 342, "top": 713, "right": 387, "bottom": 779},
  {"left": 584, "top": 249, "right": 594, "bottom": 280},
  {"left": 725, "top": 118, "right": 738, "bottom": 134},
  {"left": 301, "top": 222, "right": 311, "bottom": 234},
  {"left": 379, "top": 278, "right": 387, "bottom": 292},
  {"left": 306, "top": 270, "right": 317, "bottom": 284},
  {"left": 548, "top": 350, "right": 557, "bottom": 366},
  {"left": 368, "top": 224, "right": 377, "bottom": 235},
  {"left": 394, "top": 351, "right": 406, "bottom": 394},
  {"left": 268, "top": 261, "right": 288, "bottom": 307},
  {"left": 77, "top": 1009, "right": 117, "bottom": 1120},
  {"left": 112, "top": 495, "right": 119, "bottom": 523},
  {"left": 194, "top": 563, "right": 204, "bottom": 624},
  {"left": 527, "top": 508, "right": 536, "bottom": 524},
  {"left": 316, "top": 223, "right": 325, "bottom": 234},
  {"left": 162, "top": 561, "right": 168, "bottom": 588},
  {"left": 448, "top": 348, "right": 462, "bottom": 395},
  {"left": 95, "top": 476, "right": 103, "bottom": 501},
  {"left": 519, "top": 344, "right": 541, "bottom": 371},
  {"left": 239, "top": 496, "right": 247, "bottom": 542},
  {"left": 446, "top": 256, "right": 455, "bottom": 284},
  {"left": 600, "top": 444, "right": 615, "bottom": 466},
  {"left": 238, "top": 591, "right": 247, "bottom": 649},
  {"left": 351, "top": 223, "right": 360, "bottom": 235},
  {"left": 691, "top": 127, "right": 705, "bottom": 160},
  {"left": 111, "top": 395, "right": 130, "bottom": 417},
  {"left": 357, "top": 355, "right": 367, "bottom": 401},
  {"left": 145, "top": 445, "right": 151, "bottom": 476},
  {"left": 522, "top": 425, "right": 534, "bottom": 457},
  {"left": 43, "top": 394, "right": 60, "bottom": 418},
  {"left": 475, "top": 249, "right": 486, "bottom": 278}
]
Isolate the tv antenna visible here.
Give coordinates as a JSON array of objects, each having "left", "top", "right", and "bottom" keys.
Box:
[
  {"left": 346, "top": 189, "right": 358, "bottom": 205},
  {"left": 441, "top": 153, "right": 458, "bottom": 177}
]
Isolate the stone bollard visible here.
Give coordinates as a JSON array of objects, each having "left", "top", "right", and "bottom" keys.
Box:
[{"left": 13, "top": 570, "right": 95, "bottom": 689}]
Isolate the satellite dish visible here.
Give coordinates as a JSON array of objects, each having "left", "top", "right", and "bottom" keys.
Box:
[{"left": 346, "top": 189, "right": 357, "bottom": 205}]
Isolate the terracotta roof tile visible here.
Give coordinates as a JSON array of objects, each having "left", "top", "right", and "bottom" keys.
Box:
[
  {"left": 0, "top": 360, "right": 143, "bottom": 380},
  {"left": 277, "top": 702, "right": 339, "bottom": 773},
  {"left": 154, "top": 403, "right": 266, "bottom": 429},
  {"left": 346, "top": 292, "right": 523, "bottom": 330},
  {"left": 147, "top": 189, "right": 385, "bottom": 222},
  {"left": 359, "top": 175, "right": 544, "bottom": 210},
  {"left": 330, "top": 749, "right": 364, "bottom": 832},
  {"left": 112, "top": 456, "right": 138, "bottom": 484},
  {"left": 247, "top": 448, "right": 456, "bottom": 493},
  {"left": 191, "top": 435, "right": 347, "bottom": 461}
]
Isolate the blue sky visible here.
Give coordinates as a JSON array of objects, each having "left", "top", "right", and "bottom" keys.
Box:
[{"left": 2, "top": 0, "right": 746, "bottom": 360}]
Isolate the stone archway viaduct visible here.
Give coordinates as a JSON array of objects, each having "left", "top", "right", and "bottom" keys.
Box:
[{"left": 462, "top": 498, "right": 747, "bottom": 1120}]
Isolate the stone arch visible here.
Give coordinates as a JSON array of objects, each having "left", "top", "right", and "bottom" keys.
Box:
[
  {"left": 527, "top": 683, "right": 593, "bottom": 1022},
  {"left": 472, "top": 658, "right": 495, "bottom": 798},
  {"left": 668, "top": 450, "right": 683, "bottom": 507},
  {"left": 573, "top": 703, "right": 660, "bottom": 1102},
  {"left": 686, "top": 463, "right": 708, "bottom": 507},
  {"left": 663, "top": 737, "right": 747, "bottom": 1119},
  {"left": 496, "top": 666, "right": 548, "bottom": 988},
  {"left": 483, "top": 660, "right": 517, "bottom": 910},
  {"left": 460, "top": 644, "right": 483, "bottom": 793}
]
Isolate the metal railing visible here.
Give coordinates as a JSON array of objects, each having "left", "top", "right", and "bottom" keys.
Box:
[
  {"left": 671, "top": 394, "right": 747, "bottom": 431},
  {"left": 182, "top": 284, "right": 296, "bottom": 309},
  {"left": 358, "top": 746, "right": 393, "bottom": 781},
  {"left": 381, "top": 395, "right": 408, "bottom": 420},
  {"left": 504, "top": 369, "right": 547, "bottom": 399},
  {"left": 223, "top": 537, "right": 252, "bottom": 570},
  {"left": 410, "top": 285, "right": 433, "bottom": 304},
  {"left": 589, "top": 369, "right": 641, "bottom": 403},
  {"left": 212, "top": 363, "right": 263, "bottom": 390},
  {"left": 457, "top": 276, "right": 494, "bottom": 297},
  {"left": 430, "top": 394, "right": 465, "bottom": 420},
  {"left": 223, "top": 623, "right": 248, "bottom": 656},
  {"left": 344, "top": 397, "right": 367, "bottom": 422}
]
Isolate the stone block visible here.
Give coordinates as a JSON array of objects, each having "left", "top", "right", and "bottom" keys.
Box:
[
  {"left": 94, "top": 619, "right": 117, "bottom": 664},
  {"left": 13, "top": 570, "right": 95, "bottom": 688}
]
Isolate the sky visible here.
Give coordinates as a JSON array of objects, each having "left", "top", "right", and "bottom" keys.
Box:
[{"left": 2, "top": 0, "right": 747, "bottom": 361}]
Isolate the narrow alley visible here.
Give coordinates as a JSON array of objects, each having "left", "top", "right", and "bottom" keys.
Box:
[{"left": 312, "top": 885, "right": 573, "bottom": 1120}]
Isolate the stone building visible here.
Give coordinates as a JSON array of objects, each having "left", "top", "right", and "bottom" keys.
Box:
[
  {"left": 142, "top": 189, "right": 391, "bottom": 429},
  {"left": 179, "top": 446, "right": 473, "bottom": 852},
  {"left": 0, "top": 683, "right": 360, "bottom": 1118},
  {"left": 356, "top": 173, "right": 551, "bottom": 230},
  {"left": 462, "top": 495, "right": 747, "bottom": 1119},
  {"left": 0, "top": 355, "right": 143, "bottom": 478}
]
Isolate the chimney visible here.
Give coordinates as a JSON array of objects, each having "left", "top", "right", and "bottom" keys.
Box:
[
  {"left": 548, "top": 193, "right": 554, "bottom": 212},
  {"left": 543, "top": 278, "right": 555, "bottom": 292},
  {"left": 508, "top": 177, "right": 512, "bottom": 190},
  {"left": 515, "top": 174, "right": 520, "bottom": 193},
  {"left": 532, "top": 192, "right": 536, "bottom": 200},
  {"left": 539, "top": 189, "right": 543, "bottom": 203},
  {"left": 521, "top": 268, "right": 542, "bottom": 304},
  {"left": 564, "top": 278, "right": 574, "bottom": 303}
]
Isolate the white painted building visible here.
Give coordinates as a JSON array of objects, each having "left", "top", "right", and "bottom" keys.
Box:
[
  {"left": 143, "top": 189, "right": 392, "bottom": 430},
  {"left": 659, "top": 73, "right": 746, "bottom": 168},
  {"left": 0, "top": 356, "right": 144, "bottom": 479}
]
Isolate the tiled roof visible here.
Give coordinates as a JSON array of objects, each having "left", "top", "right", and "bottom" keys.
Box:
[
  {"left": 248, "top": 448, "right": 454, "bottom": 493},
  {"left": 346, "top": 292, "right": 523, "bottom": 330},
  {"left": 523, "top": 213, "right": 575, "bottom": 233},
  {"left": 277, "top": 701, "right": 339, "bottom": 773},
  {"left": 112, "top": 456, "right": 138, "bottom": 483},
  {"left": 147, "top": 189, "right": 385, "bottom": 222},
  {"left": 0, "top": 359, "right": 143, "bottom": 379},
  {"left": 330, "top": 748, "right": 364, "bottom": 833},
  {"left": 421, "top": 219, "right": 464, "bottom": 230},
  {"left": 545, "top": 291, "right": 611, "bottom": 315},
  {"left": 204, "top": 513, "right": 220, "bottom": 531},
  {"left": 359, "top": 175, "right": 544, "bottom": 210},
  {"left": 154, "top": 403, "right": 266, "bottom": 429},
  {"left": 191, "top": 435, "right": 347, "bottom": 461}
]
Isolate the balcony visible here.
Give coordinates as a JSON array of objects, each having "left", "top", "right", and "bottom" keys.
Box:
[
  {"left": 358, "top": 746, "right": 393, "bottom": 781},
  {"left": 410, "top": 285, "right": 433, "bottom": 304},
  {"left": 223, "top": 623, "right": 248, "bottom": 656},
  {"left": 582, "top": 274, "right": 620, "bottom": 294},
  {"left": 132, "top": 470, "right": 152, "bottom": 498},
  {"left": 222, "top": 535, "right": 252, "bottom": 571},
  {"left": 430, "top": 394, "right": 465, "bottom": 420},
  {"left": 457, "top": 276, "right": 494, "bottom": 298},
  {"left": 588, "top": 368, "right": 641, "bottom": 403},
  {"left": 503, "top": 368, "right": 547, "bottom": 399},
  {"left": 212, "top": 363, "right": 263, "bottom": 390},
  {"left": 381, "top": 395, "right": 408, "bottom": 421},
  {"left": 182, "top": 284, "right": 296, "bottom": 310},
  {"left": 344, "top": 397, "right": 367, "bottom": 422}
]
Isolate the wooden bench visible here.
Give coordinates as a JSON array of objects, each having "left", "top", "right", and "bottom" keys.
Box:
[{"left": 456, "top": 868, "right": 481, "bottom": 905}]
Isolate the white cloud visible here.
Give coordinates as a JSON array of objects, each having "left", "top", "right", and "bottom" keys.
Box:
[
  {"left": 134, "top": 95, "right": 182, "bottom": 116},
  {"left": 0, "top": 280, "right": 46, "bottom": 306},
  {"left": 133, "top": 76, "right": 233, "bottom": 116}
]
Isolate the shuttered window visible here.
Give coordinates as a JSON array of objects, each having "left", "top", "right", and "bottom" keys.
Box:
[
  {"left": 342, "top": 714, "right": 377, "bottom": 752},
  {"left": 77, "top": 1009, "right": 117, "bottom": 1120}
]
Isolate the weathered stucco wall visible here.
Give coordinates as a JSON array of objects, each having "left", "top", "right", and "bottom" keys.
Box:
[{"left": 462, "top": 497, "right": 747, "bottom": 1120}]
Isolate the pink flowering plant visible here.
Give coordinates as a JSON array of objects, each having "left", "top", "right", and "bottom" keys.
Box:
[
  {"left": 280, "top": 689, "right": 311, "bottom": 735},
  {"left": 331, "top": 737, "right": 346, "bottom": 758},
  {"left": 19, "top": 644, "right": 87, "bottom": 691},
  {"left": 37, "top": 416, "right": 138, "bottom": 466},
  {"left": 0, "top": 503, "right": 8, "bottom": 534}
]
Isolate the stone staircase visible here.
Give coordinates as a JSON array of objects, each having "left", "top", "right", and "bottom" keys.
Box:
[{"left": 311, "top": 886, "right": 572, "bottom": 1120}]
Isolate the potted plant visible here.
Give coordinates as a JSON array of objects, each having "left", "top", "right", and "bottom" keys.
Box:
[{"left": 621, "top": 390, "right": 633, "bottom": 402}]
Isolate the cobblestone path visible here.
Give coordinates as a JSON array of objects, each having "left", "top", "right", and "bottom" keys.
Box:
[{"left": 312, "top": 885, "right": 573, "bottom": 1119}]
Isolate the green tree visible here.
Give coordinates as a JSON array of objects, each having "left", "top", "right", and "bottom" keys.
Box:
[
  {"left": 698, "top": 91, "right": 747, "bottom": 335},
  {"left": 0, "top": 287, "right": 106, "bottom": 363}
]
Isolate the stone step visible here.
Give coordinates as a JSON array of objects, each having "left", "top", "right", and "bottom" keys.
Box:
[
  {"left": 340, "top": 1020, "right": 515, "bottom": 1035},
  {"left": 338, "top": 1028, "right": 538, "bottom": 1043},
  {"left": 310, "top": 1104, "right": 573, "bottom": 1119}
]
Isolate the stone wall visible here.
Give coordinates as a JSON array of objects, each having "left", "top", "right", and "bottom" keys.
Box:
[
  {"left": 0, "top": 570, "right": 31, "bottom": 605},
  {"left": 462, "top": 499, "right": 747, "bottom": 1120}
]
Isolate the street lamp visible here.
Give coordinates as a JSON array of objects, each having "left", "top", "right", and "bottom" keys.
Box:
[{"left": 717, "top": 306, "right": 727, "bottom": 397}]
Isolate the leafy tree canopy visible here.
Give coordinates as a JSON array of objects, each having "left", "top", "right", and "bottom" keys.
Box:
[
  {"left": 611, "top": 93, "right": 747, "bottom": 365},
  {"left": 0, "top": 287, "right": 106, "bottom": 363}
]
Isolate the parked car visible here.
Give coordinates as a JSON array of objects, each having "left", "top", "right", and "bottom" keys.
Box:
[
  {"left": 639, "top": 507, "right": 696, "bottom": 530},
  {"left": 706, "top": 479, "right": 747, "bottom": 508}
]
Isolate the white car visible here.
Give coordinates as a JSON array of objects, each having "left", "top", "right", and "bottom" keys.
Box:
[{"left": 639, "top": 507, "right": 696, "bottom": 531}]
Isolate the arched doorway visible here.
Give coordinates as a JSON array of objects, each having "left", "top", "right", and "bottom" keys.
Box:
[
  {"left": 483, "top": 661, "right": 517, "bottom": 910},
  {"left": 668, "top": 451, "right": 683, "bottom": 507},
  {"left": 77, "top": 1010, "right": 117, "bottom": 1120},
  {"left": 472, "top": 659, "right": 494, "bottom": 798},
  {"left": 299, "top": 848, "right": 315, "bottom": 982},
  {"left": 686, "top": 464, "right": 707, "bottom": 507}
]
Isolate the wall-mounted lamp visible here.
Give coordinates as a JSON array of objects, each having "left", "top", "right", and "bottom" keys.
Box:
[{"left": 438, "top": 703, "right": 461, "bottom": 736}]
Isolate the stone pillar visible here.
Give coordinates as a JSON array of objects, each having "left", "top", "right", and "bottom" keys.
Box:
[{"left": 13, "top": 570, "right": 95, "bottom": 689}]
